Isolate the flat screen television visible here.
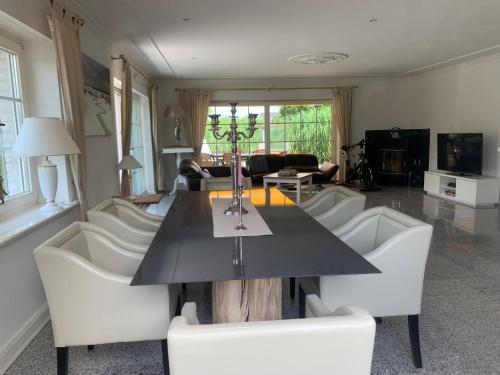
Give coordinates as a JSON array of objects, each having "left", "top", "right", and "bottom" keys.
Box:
[{"left": 437, "top": 133, "right": 483, "bottom": 175}]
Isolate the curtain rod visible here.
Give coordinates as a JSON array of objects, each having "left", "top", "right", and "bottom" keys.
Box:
[
  {"left": 49, "top": 0, "right": 84, "bottom": 26},
  {"left": 174, "top": 85, "right": 357, "bottom": 92},
  {"left": 111, "top": 54, "right": 148, "bottom": 81}
]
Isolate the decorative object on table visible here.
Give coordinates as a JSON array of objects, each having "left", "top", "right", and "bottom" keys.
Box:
[
  {"left": 235, "top": 186, "right": 247, "bottom": 231},
  {"left": 82, "top": 54, "right": 113, "bottom": 136},
  {"left": 209, "top": 103, "right": 258, "bottom": 215},
  {"left": 0, "top": 176, "right": 7, "bottom": 204},
  {"left": 277, "top": 168, "right": 298, "bottom": 177},
  {"left": 117, "top": 154, "right": 142, "bottom": 199},
  {"left": 12, "top": 117, "right": 81, "bottom": 212},
  {"left": 164, "top": 105, "right": 185, "bottom": 145}
]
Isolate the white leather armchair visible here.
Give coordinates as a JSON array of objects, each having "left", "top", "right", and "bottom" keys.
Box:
[
  {"left": 34, "top": 222, "right": 179, "bottom": 375},
  {"left": 315, "top": 206, "right": 433, "bottom": 368},
  {"left": 167, "top": 302, "right": 376, "bottom": 375},
  {"left": 88, "top": 198, "right": 161, "bottom": 246},
  {"left": 300, "top": 186, "right": 366, "bottom": 231}
]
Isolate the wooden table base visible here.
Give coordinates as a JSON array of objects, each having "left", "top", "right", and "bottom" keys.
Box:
[{"left": 212, "top": 278, "right": 282, "bottom": 323}]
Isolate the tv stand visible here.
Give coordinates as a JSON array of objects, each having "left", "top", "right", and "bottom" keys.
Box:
[{"left": 424, "top": 171, "right": 500, "bottom": 207}]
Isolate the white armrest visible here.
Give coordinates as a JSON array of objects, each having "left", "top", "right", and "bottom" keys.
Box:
[
  {"left": 181, "top": 302, "right": 200, "bottom": 325},
  {"left": 305, "top": 294, "right": 335, "bottom": 317}
]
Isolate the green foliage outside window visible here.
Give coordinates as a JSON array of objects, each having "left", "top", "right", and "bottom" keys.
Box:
[{"left": 204, "top": 104, "right": 332, "bottom": 163}]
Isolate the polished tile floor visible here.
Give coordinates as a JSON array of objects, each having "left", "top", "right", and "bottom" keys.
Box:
[{"left": 6, "top": 187, "right": 500, "bottom": 374}]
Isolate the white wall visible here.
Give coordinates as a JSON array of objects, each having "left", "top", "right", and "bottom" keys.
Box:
[
  {"left": 354, "top": 54, "right": 500, "bottom": 177},
  {"left": 158, "top": 52, "right": 500, "bottom": 189}
]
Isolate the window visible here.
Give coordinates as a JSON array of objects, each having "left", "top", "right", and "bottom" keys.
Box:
[
  {"left": 204, "top": 105, "right": 265, "bottom": 161},
  {"left": 203, "top": 103, "right": 332, "bottom": 165},
  {"left": 114, "top": 80, "right": 154, "bottom": 195},
  {"left": 270, "top": 104, "right": 332, "bottom": 164},
  {"left": 0, "top": 47, "right": 29, "bottom": 199}
]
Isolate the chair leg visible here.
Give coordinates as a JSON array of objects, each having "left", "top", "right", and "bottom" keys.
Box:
[
  {"left": 298, "top": 283, "right": 305, "bottom": 318},
  {"left": 375, "top": 317, "right": 382, "bottom": 324},
  {"left": 408, "top": 315, "right": 423, "bottom": 368},
  {"left": 57, "top": 347, "right": 68, "bottom": 375},
  {"left": 161, "top": 339, "right": 170, "bottom": 375},
  {"left": 87, "top": 345, "right": 94, "bottom": 351},
  {"left": 182, "top": 283, "right": 187, "bottom": 291},
  {"left": 289, "top": 277, "right": 296, "bottom": 299}
]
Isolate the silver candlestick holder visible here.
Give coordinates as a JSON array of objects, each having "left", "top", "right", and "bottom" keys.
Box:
[
  {"left": 209, "top": 102, "right": 258, "bottom": 216},
  {"left": 235, "top": 187, "right": 247, "bottom": 231}
]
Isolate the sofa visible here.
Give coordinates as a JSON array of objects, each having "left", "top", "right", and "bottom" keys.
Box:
[
  {"left": 247, "top": 153, "right": 338, "bottom": 184},
  {"left": 179, "top": 159, "right": 251, "bottom": 191}
]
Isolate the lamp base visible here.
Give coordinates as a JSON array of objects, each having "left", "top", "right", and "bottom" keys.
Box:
[{"left": 38, "top": 157, "right": 60, "bottom": 213}]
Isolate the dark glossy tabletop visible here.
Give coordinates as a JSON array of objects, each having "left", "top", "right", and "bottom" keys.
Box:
[{"left": 131, "top": 188, "right": 380, "bottom": 286}]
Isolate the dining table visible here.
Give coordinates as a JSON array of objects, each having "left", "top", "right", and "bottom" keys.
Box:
[{"left": 131, "top": 188, "right": 380, "bottom": 323}]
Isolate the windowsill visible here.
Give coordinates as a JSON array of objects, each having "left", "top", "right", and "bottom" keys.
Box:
[{"left": 0, "top": 202, "right": 79, "bottom": 248}]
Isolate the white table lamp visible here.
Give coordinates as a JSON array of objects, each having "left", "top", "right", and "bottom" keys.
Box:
[
  {"left": 12, "top": 117, "right": 81, "bottom": 212},
  {"left": 117, "top": 154, "right": 142, "bottom": 198}
]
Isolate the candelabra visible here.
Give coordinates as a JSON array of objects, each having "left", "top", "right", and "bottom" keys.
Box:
[{"left": 209, "top": 102, "right": 258, "bottom": 215}]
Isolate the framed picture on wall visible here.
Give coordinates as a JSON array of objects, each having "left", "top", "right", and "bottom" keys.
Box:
[{"left": 82, "top": 53, "right": 113, "bottom": 136}]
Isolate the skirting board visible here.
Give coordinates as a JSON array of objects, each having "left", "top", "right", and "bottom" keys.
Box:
[{"left": 0, "top": 303, "right": 49, "bottom": 375}]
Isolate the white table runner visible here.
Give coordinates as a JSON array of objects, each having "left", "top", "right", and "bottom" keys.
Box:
[{"left": 212, "top": 198, "right": 273, "bottom": 238}]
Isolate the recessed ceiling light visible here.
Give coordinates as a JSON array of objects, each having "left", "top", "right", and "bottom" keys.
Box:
[
  {"left": 182, "top": 17, "right": 191, "bottom": 21},
  {"left": 288, "top": 52, "right": 349, "bottom": 65},
  {"left": 369, "top": 18, "right": 378, "bottom": 22},
  {"left": 191, "top": 57, "right": 197, "bottom": 60}
]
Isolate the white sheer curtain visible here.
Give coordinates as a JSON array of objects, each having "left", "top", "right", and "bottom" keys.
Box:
[
  {"left": 179, "top": 90, "right": 211, "bottom": 163},
  {"left": 120, "top": 60, "right": 133, "bottom": 196},
  {"left": 332, "top": 87, "right": 353, "bottom": 183},
  {"left": 149, "top": 83, "right": 165, "bottom": 191},
  {"left": 48, "top": 0, "right": 87, "bottom": 219}
]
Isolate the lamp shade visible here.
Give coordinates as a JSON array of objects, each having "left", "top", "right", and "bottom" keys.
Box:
[
  {"left": 12, "top": 117, "right": 81, "bottom": 157},
  {"left": 164, "top": 105, "right": 185, "bottom": 118},
  {"left": 117, "top": 154, "right": 142, "bottom": 170}
]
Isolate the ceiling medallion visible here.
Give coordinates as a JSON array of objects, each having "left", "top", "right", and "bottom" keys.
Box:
[{"left": 288, "top": 52, "right": 349, "bottom": 65}]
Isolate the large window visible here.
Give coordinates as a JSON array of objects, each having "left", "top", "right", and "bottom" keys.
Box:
[
  {"left": 204, "top": 105, "right": 265, "bottom": 160},
  {"left": 203, "top": 103, "right": 332, "bottom": 165},
  {"left": 270, "top": 104, "right": 332, "bottom": 163},
  {"left": 114, "top": 81, "right": 154, "bottom": 195},
  {"left": 0, "top": 48, "right": 29, "bottom": 199}
]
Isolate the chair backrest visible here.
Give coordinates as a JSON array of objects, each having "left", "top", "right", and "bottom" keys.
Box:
[
  {"left": 334, "top": 206, "right": 429, "bottom": 255},
  {"left": 324, "top": 206, "right": 433, "bottom": 316},
  {"left": 168, "top": 313, "right": 375, "bottom": 375},
  {"left": 303, "top": 186, "right": 364, "bottom": 217},
  {"left": 35, "top": 230, "right": 170, "bottom": 347},
  {"left": 88, "top": 198, "right": 159, "bottom": 245}
]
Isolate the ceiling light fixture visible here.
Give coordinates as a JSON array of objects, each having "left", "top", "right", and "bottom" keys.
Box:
[
  {"left": 182, "top": 17, "right": 190, "bottom": 21},
  {"left": 288, "top": 52, "right": 349, "bottom": 65},
  {"left": 369, "top": 18, "right": 378, "bottom": 22}
]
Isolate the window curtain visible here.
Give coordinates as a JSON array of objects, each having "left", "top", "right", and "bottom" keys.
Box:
[
  {"left": 48, "top": 0, "right": 87, "bottom": 219},
  {"left": 120, "top": 60, "right": 133, "bottom": 196},
  {"left": 179, "top": 90, "right": 211, "bottom": 163},
  {"left": 332, "top": 87, "right": 353, "bottom": 183},
  {"left": 149, "top": 83, "right": 165, "bottom": 191}
]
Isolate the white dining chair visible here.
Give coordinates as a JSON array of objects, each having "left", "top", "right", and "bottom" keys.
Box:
[
  {"left": 88, "top": 198, "right": 161, "bottom": 246},
  {"left": 299, "top": 185, "right": 366, "bottom": 231},
  {"left": 167, "top": 302, "right": 376, "bottom": 375},
  {"left": 34, "top": 222, "right": 180, "bottom": 375},
  {"left": 310, "top": 206, "right": 433, "bottom": 368}
]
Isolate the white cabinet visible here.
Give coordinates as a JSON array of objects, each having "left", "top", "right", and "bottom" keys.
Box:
[{"left": 424, "top": 171, "right": 500, "bottom": 207}]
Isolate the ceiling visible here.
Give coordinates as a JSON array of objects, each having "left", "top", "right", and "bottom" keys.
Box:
[{"left": 71, "top": 0, "right": 500, "bottom": 79}]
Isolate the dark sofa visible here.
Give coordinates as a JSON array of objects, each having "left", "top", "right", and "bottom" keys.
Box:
[
  {"left": 179, "top": 159, "right": 251, "bottom": 191},
  {"left": 247, "top": 153, "right": 338, "bottom": 184}
]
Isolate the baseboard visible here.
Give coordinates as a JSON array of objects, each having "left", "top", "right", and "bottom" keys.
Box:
[{"left": 0, "top": 303, "right": 50, "bottom": 375}]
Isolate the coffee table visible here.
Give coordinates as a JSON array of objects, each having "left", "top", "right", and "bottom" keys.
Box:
[{"left": 263, "top": 172, "right": 313, "bottom": 204}]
